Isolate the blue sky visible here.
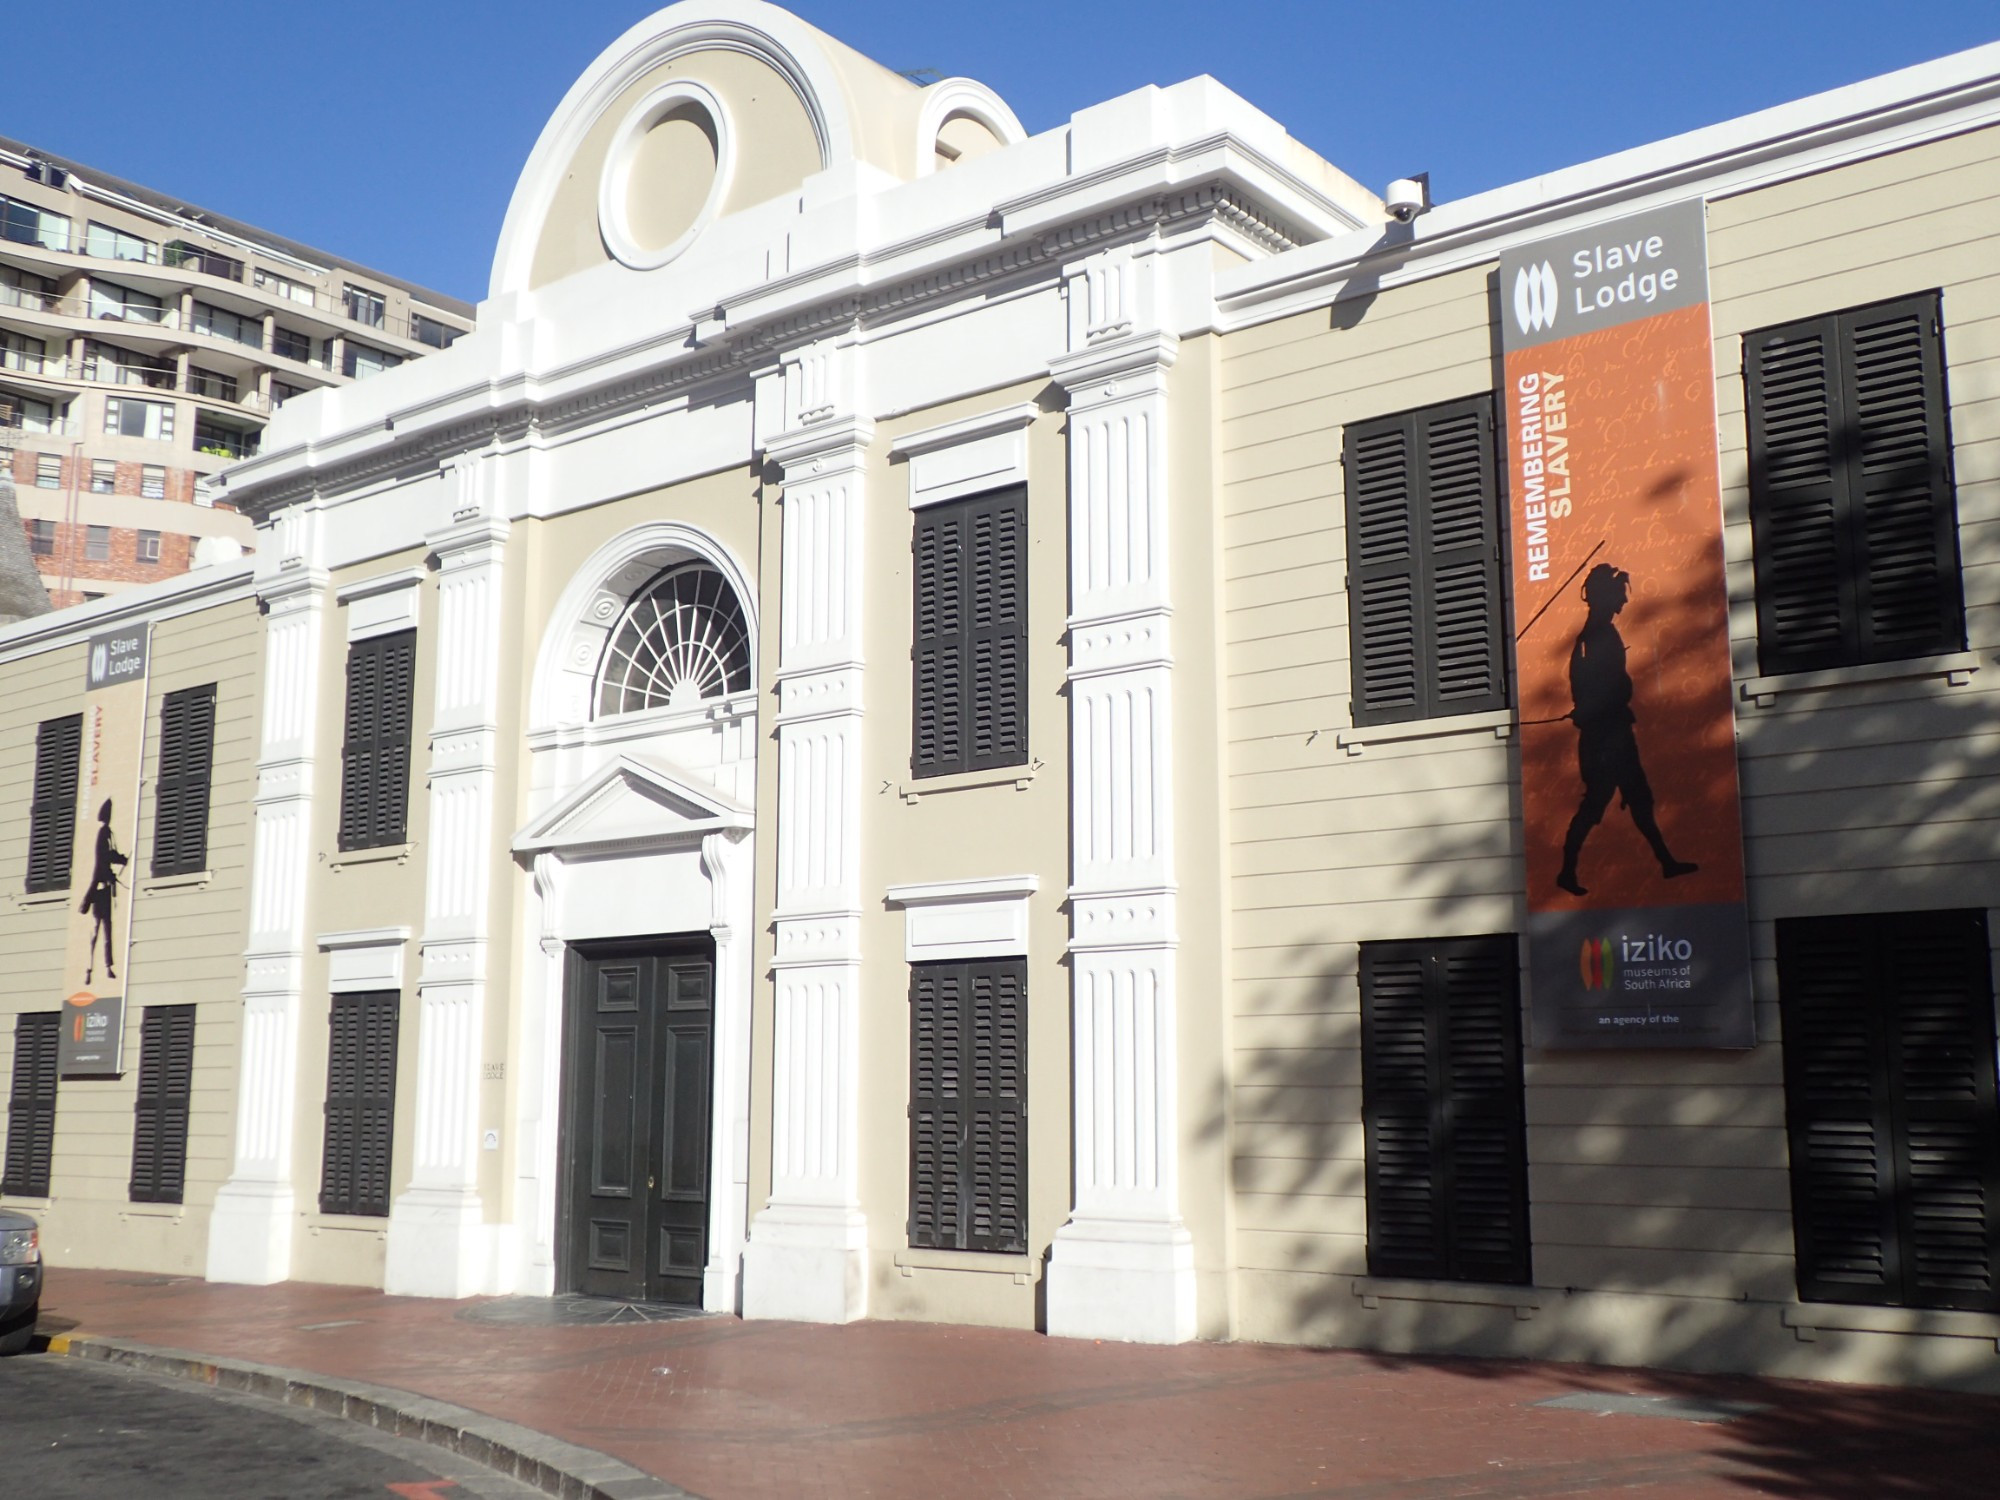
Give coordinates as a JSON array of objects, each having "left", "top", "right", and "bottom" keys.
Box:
[{"left": 14, "top": 2, "right": 1996, "bottom": 304}]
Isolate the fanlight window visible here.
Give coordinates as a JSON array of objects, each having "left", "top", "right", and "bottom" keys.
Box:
[{"left": 595, "top": 563, "right": 752, "bottom": 717}]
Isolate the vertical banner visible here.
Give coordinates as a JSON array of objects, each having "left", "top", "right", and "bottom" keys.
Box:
[
  {"left": 1499, "top": 201, "right": 1753, "bottom": 1048},
  {"left": 58, "top": 623, "right": 150, "bottom": 1075}
]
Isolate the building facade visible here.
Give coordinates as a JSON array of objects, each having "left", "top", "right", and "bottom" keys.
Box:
[
  {"left": 3, "top": 1, "right": 1998, "bottom": 1392},
  {"left": 0, "top": 134, "right": 474, "bottom": 608}
]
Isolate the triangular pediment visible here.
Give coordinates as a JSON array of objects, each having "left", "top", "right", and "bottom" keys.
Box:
[{"left": 513, "top": 754, "right": 750, "bottom": 856}]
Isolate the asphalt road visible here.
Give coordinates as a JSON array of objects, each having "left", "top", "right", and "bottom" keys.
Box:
[{"left": 0, "top": 1349, "right": 543, "bottom": 1500}]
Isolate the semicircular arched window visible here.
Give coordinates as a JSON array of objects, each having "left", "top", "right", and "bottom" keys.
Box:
[{"left": 594, "top": 562, "right": 752, "bottom": 718}]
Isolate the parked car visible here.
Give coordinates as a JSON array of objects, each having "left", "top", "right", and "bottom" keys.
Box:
[{"left": 0, "top": 1208, "right": 41, "bottom": 1355}]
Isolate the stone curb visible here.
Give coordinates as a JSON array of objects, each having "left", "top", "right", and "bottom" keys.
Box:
[{"left": 48, "top": 1332, "right": 699, "bottom": 1500}]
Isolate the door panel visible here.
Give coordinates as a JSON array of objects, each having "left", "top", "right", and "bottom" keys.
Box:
[{"left": 564, "top": 939, "right": 715, "bottom": 1305}]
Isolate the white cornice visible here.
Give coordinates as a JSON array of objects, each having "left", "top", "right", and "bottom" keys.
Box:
[
  {"left": 0, "top": 559, "right": 256, "bottom": 663},
  {"left": 887, "top": 402, "right": 1038, "bottom": 458}
]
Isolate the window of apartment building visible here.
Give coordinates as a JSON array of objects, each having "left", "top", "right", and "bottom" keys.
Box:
[
  {"left": 85, "top": 525, "right": 110, "bottom": 561},
  {"left": 911, "top": 486, "right": 1027, "bottom": 779},
  {"left": 410, "top": 312, "right": 458, "bottom": 349},
  {"left": 192, "top": 301, "right": 262, "bottom": 350},
  {"left": 319, "top": 991, "right": 399, "bottom": 1217},
  {"left": 1, "top": 1013, "right": 59, "bottom": 1198},
  {"left": 1778, "top": 909, "right": 2000, "bottom": 1312},
  {"left": 271, "top": 381, "right": 305, "bottom": 410},
  {"left": 103, "top": 396, "right": 174, "bottom": 444},
  {"left": 0, "top": 330, "right": 48, "bottom": 375},
  {"left": 5, "top": 395, "right": 57, "bottom": 434},
  {"left": 25, "top": 713, "right": 82, "bottom": 893},
  {"left": 1359, "top": 935, "right": 1531, "bottom": 1285},
  {"left": 128, "top": 1004, "right": 196, "bottom": 1204},
  {"left": 1343, "top": 395, "right": 1509, "bottom": 726},
  {"left": 87, "top": 279, "right": 166, "bottom": 325},
  {"left": 909, "top": 959, "right": 1028, "bottom": 1253},
  {"left": 26, "top": 519, "right": 55, "bottom": 556},
  {"left": 0, "top": 265, "right": 55, "bottom": 311},
  {"left": 86, "top": 340, "right": 176, "bottom": 391},
  {"left": 338, "top": 630, "right": 416, "bottom": 851},
  {"left": 342, "top": 284, "right": 386, "bottom": 328},
  {"left": 341, "top": 341, "right": 401, "bottom": 381},
  {"left": 271, "top": 325, "right": 313, "bottom": 363},
  {"left": 253, "top": 267, "right": 316, "bottom": 306},
  {"left": 152, "top": 683, "right": 215, "bottom": 875},
  {"left": 137, "top": 529, "right": 162, "bottom": 564},
  {"left": 0, "top": 194, "right": 71, "bottom": 252},
  {"left": 84, "top": 222, "right": 158, "bottom": 264},
  {"left": 193, "top": 420, "right": 255, "bottom": 460},
  {"left": 35, "top": 453, "right": 60, "bottom": 489},
  {"left": 187, "top": 366, "right": 239, "bottom": 404},
  {"left": 1744, "top": 292, "right": 1964, "bottom": 675},
  {"left": 162, "top": 241, "right": 243, "bottom": 282},
  {"left": 140, "top": 465, "right": 166, "bottom": 499},
  {"left": 90, "top": 459, "right": 117, "bottom": 494}
]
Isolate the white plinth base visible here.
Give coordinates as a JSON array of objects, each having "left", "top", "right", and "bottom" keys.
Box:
[
  {"left": 204, "top": 1180, "right": 295, "bottom": 1285},
  {"left": 741, "top": 1204, "right": 868, "bottom": 1323},
  {"left": 384, "top": 1186, "right": 492, "bottom": 1298},
  {"left": 1045, "top": 1217, "right": 1198, "bottom": 1344}
]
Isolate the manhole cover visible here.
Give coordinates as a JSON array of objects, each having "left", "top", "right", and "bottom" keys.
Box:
[
  {"left": 1534, "top": 1392, "right": 1767, "bottom": 1423},
  {"left": 457, "top": 1295, "right": 714, "bottom": 1327}
]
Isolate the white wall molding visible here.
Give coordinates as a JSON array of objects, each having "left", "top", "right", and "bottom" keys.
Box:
[
  {"left": 318, "top": 928, "right": 412, "bottom": 992},
  {"left": 887, "top": 876, "right": 1039, "bottom": 963},
  {"left": 889, "top": 402, "right": 1038, "bottom": 509}
]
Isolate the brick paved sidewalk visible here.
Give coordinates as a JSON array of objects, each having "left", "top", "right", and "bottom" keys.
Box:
[{"left": 34, "top": 1269, "right": 2000, "bottom": 1499}]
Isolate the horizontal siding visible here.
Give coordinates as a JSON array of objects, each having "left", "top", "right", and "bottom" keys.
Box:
[{"left": 1219, "top": 120, "right": 2000, "bottom": 1312}]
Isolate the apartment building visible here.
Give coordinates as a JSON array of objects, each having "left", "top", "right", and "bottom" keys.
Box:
[
  {"left": 3, "top": 2, "right": 1997, "bottom": 1395},
  {"left": 0, "top": 134, "right": 473, "bottom": 608}
]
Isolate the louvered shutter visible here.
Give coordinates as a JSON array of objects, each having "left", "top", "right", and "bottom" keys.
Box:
[
  {"left": 966, "top": 489, "right": 1028, "bottom": 773},
  {"left": 908, "top": 965, "right": 964, "bottom": 1248},
  {"left": 965, "top": 961, "right": 1027, "bottom": 1253},
  {"left": 1746, "top": 293, "right": 1962, "bottom": 674},
  {"left": 1361, "top": 936, "right": 1529, "bottom": 1284},
  {"left": 3, "top": 1012, "right": 60, "bottom": 1197},
  {"left": 338, "top": 632, "right": 416, "bottom": 851},
  {"left": 25, "top": 714, "right": 83, "bottom": 893},
  {"left": 913, "top": 505, "right": 966, "bottom": 776},
  {"left": 151, "top": 685, "right": 216, "bottom": 877},
  {"left": 1344, "top": 397, "right": 1506, "bottom": 726},
  {"left": 321, "top": 991, "right": 399, "bottom": 1216},
  {"left": 1780, "top": 911, "right": 2000, "bottom": 1311},
  {"left": 130, "top": 1005, "right": 195, "bottom": 1203}
]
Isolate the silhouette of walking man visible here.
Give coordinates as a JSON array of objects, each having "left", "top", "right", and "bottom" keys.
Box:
[
  {"left": 1556, "top": 564, "right": 1697, "bottom": 897},
  {"left": 81, "top": 797, "right": 127, "bottom": 984}
]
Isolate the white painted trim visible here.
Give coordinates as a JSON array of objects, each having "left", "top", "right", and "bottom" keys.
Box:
[
  {"left": 890, "top": 402, "right": 1038, "bottom": 510},
  {"left": 886, "top": 875, "right": 1039, "bottom": 904},
  {"left": 334, "top": 566, "right": 428, "bottom": 604},
  {"left": 914, "top": 78, "right": 1027, "bottom": 178},
  {"left": 316, "top": 928, "right": 410, "bottom": 994},
  {"left": 886, "top": 877, "right": 1038, "bottom": 965},
  {"left": 340, "top": 568, "right": 425, "bottom": 643},
  {"left": 317, "top": 926, "right": 415, "bottom": 949},
  {"left": 597, "top": 80, "right": 733, "bottom": 272}
]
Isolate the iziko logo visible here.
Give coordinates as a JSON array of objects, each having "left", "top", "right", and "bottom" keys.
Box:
[
  {"left": 1513, "top": 260, "right": 1558, "bottom": 336},
  {"left": 1578, "top": 937, "right": 1613, "bottom": 990},
  {"left": 90, "top": 643, "right": 108, "bottom": 681}
]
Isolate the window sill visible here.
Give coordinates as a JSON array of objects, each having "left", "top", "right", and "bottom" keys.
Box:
[
  {"left": 1782, "top": 1301, "right": 2000, "bottom": 1345},
  {"left": 898, "top": 761, "right": 1039, "bottom": 804},
  {"left": 894, "top": 1246, "right": 1035, "bottom": 1283},
  {"left": 1336, "top": 708, "right": 1516, "bottom": 756},
  {"left": 0, "top": 1195, "right": 52, "bottom": 1212},
  {"left": 14, "top": 891, "right": 70, "bottom": 910},
  {"left": 1740, "top": 649, "right": 1981, "bottom": 707},
  {"left": 1352, "top": 1276, "right": 1541, "bottom": 1319},
  {"left": 141, "top": 870, "right": 212, "bottom": 894},
  {"left": 326, "top": 842, "right": 414, "bottom": 871},
  {"left": 121, "top": 1202, "right": 185, "bottom": 1220},
  {"left": 308, "top": 1215, "right": 389, "bottom": 1235}
]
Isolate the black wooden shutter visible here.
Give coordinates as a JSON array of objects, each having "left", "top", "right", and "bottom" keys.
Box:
[
  {"left": 338, "top": 632, "right": 416, "bottom": 851},
  {"left": 26, "top": 714, "right": 83, "bottom": 893},
  {"left": 912, "top": 487, "right": 1027, "bottom": 778},
  {"left": 129, "top": 1004, "right": 196, "bottom": 1203},
  {"left": 320, "top": 991, "right": 399, "bottom": 1216},
  {"left": 1360, "top": 936, "right": 1529, "bottom": 1284},
  {"left": 151, "top": 684, "right": 216, "bottom": 876},
  {"left": 1344, "top": 397, "right": 1506, "bottom": 726},
  {"left": 2, "top": 1012, "right": 59, "bottom": 1197},
  {"left": 1779, "top": 910, "right": 2000, "bottom": 1311},
  {"left": 1745, "top": 292, "right": 1962, "bottom": 675},
  {"left": 909, "top": 958, "right": 1027, "bottom": 1252}
]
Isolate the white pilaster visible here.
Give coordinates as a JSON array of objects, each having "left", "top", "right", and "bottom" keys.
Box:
[
  {"left": 208, "top": 517, "right": 326, "bottom": 1285},
  {"left": 743, "top": 340, "right": 872, "bottom": 1324},
  {"left": 1044, "top": 246, "right": 1196, "bottom": 1344},
  {"left": 385, "top": 457, "right": 510, "bottom": 1297}
]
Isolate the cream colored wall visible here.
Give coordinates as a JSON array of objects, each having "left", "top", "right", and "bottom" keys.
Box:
[
  {"left": 839, "top": 378, "right": 1070, "bottom": 1328},
  {"left": 1215, "top": 121, "right": 2000, "bottom": 1389},
  {"left": 530, "top": 49, "right": 824, "bottom": 291},
  {"left": 0, "top": 593, "right": 260, "bottom": 1278}
]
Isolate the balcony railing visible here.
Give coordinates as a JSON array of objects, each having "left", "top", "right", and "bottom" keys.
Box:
[
  {"left": 0, "top": 346, "right": 63, "bottom": 378},
  {"left": 164, "top": 240, "right": 245, "bottom": 282},
  {"left": 194, "top": 426, "right": 259, "bottom": 460},
  {"left": 86, "top": 357, "right": 178, "bottom": 391},
  {"left": 92, "top": 300, "right": 179, "bottom": 329},
  {"left": 0, "top": 408, "right": 79, "bottom": 439},
  {"left": 0, "top": 282, "right": 66, "bottom": 316}
]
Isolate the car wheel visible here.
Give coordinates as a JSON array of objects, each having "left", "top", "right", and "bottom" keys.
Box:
[{"left": 0, "top": 1304, "right": 37, "bottom": 1355}]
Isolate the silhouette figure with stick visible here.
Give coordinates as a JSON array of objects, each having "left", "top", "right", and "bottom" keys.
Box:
[
  {"left": 1555, "top": 564, "right": 1697, "bottom": 897},
  {"left": 81, "top": 797, "right": 127, "bottom": 984}
]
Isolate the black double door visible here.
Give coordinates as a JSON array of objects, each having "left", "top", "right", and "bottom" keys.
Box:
[{"left": 563, "top": 937, "right": 715, "bottom": 1305}]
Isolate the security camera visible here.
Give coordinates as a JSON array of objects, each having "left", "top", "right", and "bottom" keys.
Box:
[{"left": 1384, "top": 174, "right": 1431, "bottom": 224}]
